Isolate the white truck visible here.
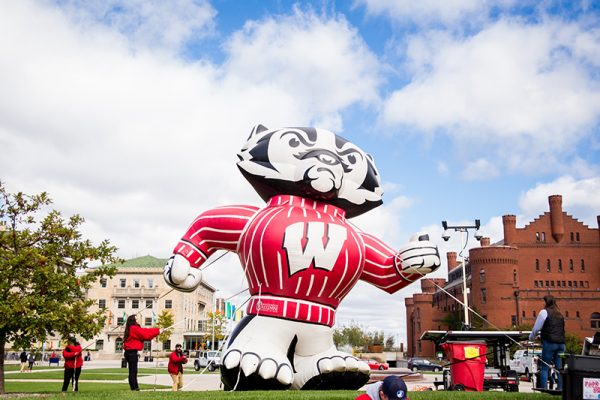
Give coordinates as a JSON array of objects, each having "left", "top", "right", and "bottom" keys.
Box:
[
  {"left": 193, "top": 350, "right": 222, "bottom": 372},
  {"left": 509, "top": 348, "right": 541, "bottom": 379}
]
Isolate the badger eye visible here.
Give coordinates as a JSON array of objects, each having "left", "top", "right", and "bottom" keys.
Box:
[
  {"left": 289, "top": 138, "right": 300, "bottom": 148},
  {"left": 318, "top": 154, "right": 339, "bottom": 166},
  {"left": 347, "top": 154, "right": 356, "bottom": 164}
]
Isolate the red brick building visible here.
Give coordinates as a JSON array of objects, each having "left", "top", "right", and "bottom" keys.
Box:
[{"left": 406, "top": 195, "right": 600, "bottom": 358}]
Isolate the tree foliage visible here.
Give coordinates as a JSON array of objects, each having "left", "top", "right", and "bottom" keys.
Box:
[
  {"left": 0, "top": 181, "right": 120, "bottom": 393},
  {"left": 156, "top": 310, "right": 175, "bottom": 344},
  {"left": 208, "top": 311, "right": 227, "bottom": 348},
  {"left": 333, "top": 323, "right": 395, "bottom": 351}
]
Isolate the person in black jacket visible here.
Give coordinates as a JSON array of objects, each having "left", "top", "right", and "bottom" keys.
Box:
[{"left": 529, "top": 295, "right": 566, "bottom": 390}]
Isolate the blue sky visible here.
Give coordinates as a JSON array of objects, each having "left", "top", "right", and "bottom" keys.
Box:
[{"left": 1, "top": 0, "right": 599, "bottom": 344}]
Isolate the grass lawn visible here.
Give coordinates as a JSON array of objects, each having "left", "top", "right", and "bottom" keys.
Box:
[{"left": 5, "top": 381, "right": 169, "bottom": 393}]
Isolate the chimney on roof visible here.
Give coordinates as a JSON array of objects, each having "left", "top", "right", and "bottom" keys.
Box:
[
  {"left": 503, "top": 215, "right": 517, "bottom": 245},
  {"left": 447, "top": 251, "right": 457, "bottom": 271},
  {"left": 549, "top": 195, "right": 564, "bottom": 243},
  {"left": 480, "top": 237, "right": 490, "bottom": 247}
]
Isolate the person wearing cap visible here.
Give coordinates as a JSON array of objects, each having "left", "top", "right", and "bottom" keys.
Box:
[
  {"left": 168, "top": 344, "right": 188, "bottom": 391},
  {"left": 355, "top": 375, "right": 409, "bottom": 400}
]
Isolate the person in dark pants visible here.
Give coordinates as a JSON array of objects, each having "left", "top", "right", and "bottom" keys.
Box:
[
  {"left": 529, "top": 294, "right": 566, "bottom": 391},
  {"left": 123, "top": 315, "right": 160, "bottom": 391},
  {"left": 62, "top": 337, "right": 83, "bottom": 391}
]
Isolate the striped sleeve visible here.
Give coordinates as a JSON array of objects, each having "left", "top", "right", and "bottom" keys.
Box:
[
  {"left": 173, "top": 205, "right": 259, "bottom": 268},
  {"left": 358, "top": 233, "right": 421, "bottom": 293}
]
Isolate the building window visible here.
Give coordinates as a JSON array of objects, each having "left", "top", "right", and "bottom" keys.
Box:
[
  {"left": 580, "top": 281, "right": 584, "bottom": 287},
  {"left": 576, "top": 311, "right": 580, "bottom": 318},
  {"left": 132, "top": 299, "right": 139, "bottom": 309},
  {"left": 481, "top": 288, "right": 487, "bottom": 304},
  {"left": 165, "top": 300, "right": 173, "bottom": 309},
  {"left": 163, "top": 340, "right": 172, "bottom": 351},
  {"left": 562, "top": 280, "right": 566, "bottom": 287},
  {"left": 522, "top": 310, "right": 526, "bottom": 317},
  {"left": 115, "top": 338, "right": 123, "bottom": 353},
  {"left": 534, "top": 281, "right": 539, "bottom": 288},
  {"left": 533, "top": 310, "right": 537, "bottom": 317},
  {"left": 535, "top": 259, "right": 540, "bottom": 272},
  {"left": 557, "top": 281, "right": 561, "bottom": 287},
  {"left": 566, "top": 311, "right": 569, "bottom": 318},
  {"left": 568, "top": 281, "right": 572, "bottom": 287},
  {"left": 118, "top": 299, "right": 125, "bottom": 309},
  {"left": 558, "top": 259, "right": 562, "bottom": 272},
  {"left": 98, "top": 299, "right": 106, "bottom": 308},
  {"left": 119, "top": 278, "right": 126, "bottom": 288},
  {"left": 536, "top": 232, "right": 540, "bottom": 241},
  {"left": 100, "top": 278, "right": 107, "bottom": 288},
  {"left": 146, "top": 300, "right": 153, "bottom": 308},
  {"left": 541, "top": 232, "right": 546, "bottom": 241},
  {"left": 133, "top": 279, "right": 140, "bottom": 288},
  {"left": 117, "top": 317, "right": 125, "bottom": 326},
  {"left": 576, "top": 232, "right": 580, "bottom": 241},
  {"left": 569, "top": 259, "right": 573, "bottom": 272},
  {"left": 581, "top": 259, "right": 585, "bottom": 272},
  {"left": 479, "top": 269, "right": 486, "bottom": 283},
  {"left": 511, "top": 315, "right": 517, "bottom": 326},
  {"left": 148, "top": 279, "right": 154, "bottom": 288},
  {"left": 550, "top": 281, "right": 555, "bottom": 287},
  {"left": 574, "top": 281, "right": 578, "bottom": 288},
  {"left": 96, "top": 340, "right": 104, "bottom": 351},
  {"left": 591, "top": 313, "right": 600, "bottom": 329},
  {"left": 546, "top": 259, "right": 551, "bottom": 272},
  {"left": 545, "top": 281, "right": 549, "bottom": 287},
  {"left": 513, "top": 270, "right": 518, "bottom": 286},
  {"left": 144, "top": 317, "right": 152, "bottom": 326},
  {"left": 570, "top": 232, "right": 574, "bottom": 241},
  {"left": 143, "top": 341, "right": 151, "bottom": 351}
]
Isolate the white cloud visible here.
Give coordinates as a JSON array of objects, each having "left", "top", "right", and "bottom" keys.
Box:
[
  {"left": 355, "top": 0, "right": 497, "bottom": 26},
  {"left": 519, "top": 175, "right": 600, "bottom": 226},
  {"left": 381, "top": 19, "right": 600, "bottom": 175},
  {"left": 461, "top": 158, "right": 499, "bottom": 180}
]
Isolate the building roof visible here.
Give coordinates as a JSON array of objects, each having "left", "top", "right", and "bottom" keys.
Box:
[{"left": 109, "top": 255, "right": 167, "bottom": 269}]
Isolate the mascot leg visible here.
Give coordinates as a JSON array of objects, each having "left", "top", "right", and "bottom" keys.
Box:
[
  {"left": 220, "top": 316, "right": 295, "bottom": 391},
  {"left": 292, "top": 324, "right": 370, "bottom": 390}
]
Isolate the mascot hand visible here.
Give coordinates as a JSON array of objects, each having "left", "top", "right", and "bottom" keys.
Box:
[
  {"left": 397, "top": 233, "right": 441, "bottom": 276},
  {"left": 163, "top": 255, "right": 202, "bottom": 292}
]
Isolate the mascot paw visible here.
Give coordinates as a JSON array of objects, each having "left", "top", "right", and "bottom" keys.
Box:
[
  {"left": 163, "top": 255, "right": 202, "bottom": 293},
  {"left": 396, "top": 233, "right": 441, "bottom": 276},
  {"left": 220, "top": 348, "right": 294, "bottom": 391},
  {"left": 293, "top": 348, "right": 370, "bottom": 390}
]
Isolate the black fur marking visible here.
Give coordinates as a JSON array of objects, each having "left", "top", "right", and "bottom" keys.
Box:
[
  {"left": 301, "top": 370, "right": 370, "bottom": 390},
  {"left": 248, "top": 132, "right": 276, "bottom": 171},
  {"left": 293, "top": 127, "right": 318, "bottom": 142},
  {"left": 418, "top": 234, "right": 430, "bottom": 241},
  {"left": 286, "top": 335, "right": 298, "bottom": 372},
  {"left": 227, "top": 315, "right": 255, "bottom": 346}
]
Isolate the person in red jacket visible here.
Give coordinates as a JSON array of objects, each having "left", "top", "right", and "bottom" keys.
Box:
[
  {"left": 168, "top": 344, "right": 188, "bottom": 391},
  {"left": 123, "top": 315, "right": 160, "bottom": 391},
  {"left": 62, "top": 337, "right": 83, "bottom": 392}
]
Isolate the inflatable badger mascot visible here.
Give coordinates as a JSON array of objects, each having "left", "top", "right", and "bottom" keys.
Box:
[{"left": 164, "top": 125, "right": 440, "bottom": 391}]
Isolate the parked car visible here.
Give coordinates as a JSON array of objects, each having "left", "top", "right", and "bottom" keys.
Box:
[
  {"left": 366, "top": 359, "right": 389, "bottom": 370},
  {"left": 407, "top": 358, "right": 442, "bottom": 372},
  {"left": 193, "top": 350, "right": 221, "bottom": 372}
]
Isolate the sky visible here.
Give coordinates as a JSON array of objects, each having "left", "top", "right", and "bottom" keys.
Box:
[{"left": 1, "top": 0, "right": 599, "bottom": 346}]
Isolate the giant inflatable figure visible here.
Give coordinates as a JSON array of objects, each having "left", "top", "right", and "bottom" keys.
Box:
[{"left": 164, "top": 125, "right": 441, "bottom": 391}]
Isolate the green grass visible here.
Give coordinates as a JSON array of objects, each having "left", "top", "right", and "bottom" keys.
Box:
[
  {"left": 4, "top": 381, "right": 169, "bottom": 393},
  {"left": 1, "top": 388, "right": 551, "bottom": 400}
]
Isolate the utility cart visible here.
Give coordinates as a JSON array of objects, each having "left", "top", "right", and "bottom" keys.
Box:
[{"left": 421, "top": 330, "right": 531, "bottom": 392}]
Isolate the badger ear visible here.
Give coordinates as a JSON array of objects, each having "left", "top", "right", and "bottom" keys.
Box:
[{"left": 248, "top": 124, "right": 269, "bottom": 140}]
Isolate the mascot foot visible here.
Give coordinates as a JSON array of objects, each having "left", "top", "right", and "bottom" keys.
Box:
[
  {"left": 220, "top": 349, "right": 294, "bottom": 391},
  {"left": 294, "top": 349, "right": 370, "bottom": 390}
]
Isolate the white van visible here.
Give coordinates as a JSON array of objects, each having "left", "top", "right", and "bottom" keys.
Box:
[
  {"left": 509, "top": 349, "right": 541, "bottom": 379},
  {"left": 193, "top": 350, "right": 222, "bottom": 372}
]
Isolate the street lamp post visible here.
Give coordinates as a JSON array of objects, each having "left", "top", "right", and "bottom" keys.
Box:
[{"left": 442, "top": 219, "right": 482, "bottom": 330}]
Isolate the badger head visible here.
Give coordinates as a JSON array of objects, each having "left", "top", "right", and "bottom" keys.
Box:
[{"left": 237, "top": 125, "right": 383, "bottom": 218}]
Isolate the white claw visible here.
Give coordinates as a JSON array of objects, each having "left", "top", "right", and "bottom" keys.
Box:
[
  {"left": 240, "top": 354, "right": 260, "bottom": 377},
  {"left": 331, "top": 357, "right": 346, "bottom": 372},
  {"left": 357, "top": 360, "right": 370, "bottom": 373},
  {"left": 277, "top": 365, "right": 294, "bottom": 385},
  {"left": 318, "top": 358, "right": 333, "bottom": 374},
  {"left": 258, "top": 359, "right": 277, "bottom": 380},
  {"left": 223, "top": 351, "right": 241, "bottom": 369},
  {"left": 346, "top": 357, "right": 359, "bottom": 371},
  {"left": 169, "top": 255, "right": 191, "bottom": 283}
]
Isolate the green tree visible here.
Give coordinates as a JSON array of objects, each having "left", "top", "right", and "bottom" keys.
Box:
[
  {"left": 565, "top": 332, "right": 583, "bottom": 355},
  {"left": 0, "top": 181, "right": 119, "bottom": 394},
  {"left": 333, "top": 323, "right": 368, "bottom": 349},
  {"left": 156, "top": 310, "right": 175, "bottom": 345},
  {"left": 207, "top": 311, "right": 226, "bottom": 349},
  {"left": 384, "top": 335, "right": 395, "bottom": 351}
]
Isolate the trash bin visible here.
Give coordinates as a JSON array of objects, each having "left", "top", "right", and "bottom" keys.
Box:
[
  {"left": 441, "top": 340, "right": 487, "bottom": 391},
  {"left": 121, "top": 357, "right": 127, "bottom": 368},
  {"left": 562, "top": 354, "right": 600, "bottom": 400}
]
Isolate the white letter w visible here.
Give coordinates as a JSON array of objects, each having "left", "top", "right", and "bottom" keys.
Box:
[{"left": 283, "top": 222, "right": 347, "bottom": 275}]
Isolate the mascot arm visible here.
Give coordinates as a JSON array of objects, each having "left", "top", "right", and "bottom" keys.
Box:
[
  {"left": 173, "top": 205, "right": 260, "bottom": 267},
  {"left": 164, "top": 205, "right": 259, "bottom": 292},
  {"left": 359, "top": 232, "right": 440, "bottom": 294}
]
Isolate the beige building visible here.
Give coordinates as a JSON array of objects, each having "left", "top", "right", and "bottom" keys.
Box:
[{"left": 86, "top": 255, "right": 216, "bottom": 358}]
